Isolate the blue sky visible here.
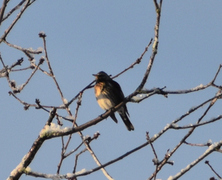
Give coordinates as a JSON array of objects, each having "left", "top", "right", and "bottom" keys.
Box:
[{"left": 1, "top": 1, "right": 222, "bottom": 180}]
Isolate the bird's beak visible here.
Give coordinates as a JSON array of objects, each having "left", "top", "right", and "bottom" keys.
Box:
[{"left": 92, "top": 73, "right": 98, "bottom": 80}]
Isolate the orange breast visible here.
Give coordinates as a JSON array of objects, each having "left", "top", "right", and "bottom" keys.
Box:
[
  {"left": 94, "top": 82, "right": 114, "bottom": 110},
  {"left": 94, "top": 82, "right": 103, "bottom": 98}
]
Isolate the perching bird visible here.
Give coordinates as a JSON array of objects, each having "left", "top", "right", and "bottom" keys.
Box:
[{"left": 93, "top": 71, "right": 134, "bottom": 131}]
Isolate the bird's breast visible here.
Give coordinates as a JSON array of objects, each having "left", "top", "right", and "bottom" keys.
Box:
[
  {"left": 97, "top": 97, "right": 114, "bottom": 110},
  {"left": 94, "top": 82, "right": 115, "bottom": 110}
]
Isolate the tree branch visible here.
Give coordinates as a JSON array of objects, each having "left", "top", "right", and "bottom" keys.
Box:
[{"left": 168, "top": 141, "right": 222, "bottom": 180}]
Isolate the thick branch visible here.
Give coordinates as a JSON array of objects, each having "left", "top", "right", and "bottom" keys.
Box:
[{"left": 7, "top": 136, "right": 46, "bottom": 180}]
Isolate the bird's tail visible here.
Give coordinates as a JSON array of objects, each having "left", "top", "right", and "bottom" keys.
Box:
[
  {"left": 119, "top": 108, "right": 134, "bottom": 131},
  {"left": 110, "top": 113, "right": 118, "bottom": 123}
]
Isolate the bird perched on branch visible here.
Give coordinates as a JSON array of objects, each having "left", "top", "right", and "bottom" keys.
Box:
[{"left": 93, "top": 71, "right": 134, "bottom": 131}]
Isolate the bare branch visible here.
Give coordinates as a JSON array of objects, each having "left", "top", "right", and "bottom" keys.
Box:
[
  {"left": 67, "top": 80, "right": 95, "bottom": 107},
  {"left": 146, "top": 132, "right": 159, "bottom": 180},
  {"left": 0, "top": 0, "right": 34, "bottom": 43},
  {"left": 168, "top": 141, "right": 222, "bottom": 180},
  {"left": 4, "top": 0, "right": 222, "bottom": 179},
  {"left": 3, "top": 39, "right": 43, "bottom": 54},
  {"left": 205, "top": 160, "right": 222, "bottom": 179},
  {"left": 161, "top": 83, "right": 211, "bottom": 95},
  {"left": 211, "top": 64, "right": 222, "bottom": 85},
  {"left": 57, "top": 93, "right": 83, "bottom": 174},
  {"left": 14, "top": 58, "right": 44, "bottom": 93},
  {"left": 2, "top": 0, "right": 26, "bottom": 22},
  {"left": 7, "top": 136, "right": 46, "bottom": 180},
  {"left": 148, "top": 90, "right": 220, "bottom": 179},
  {"left": 170, "top": 115, "right": 222, "bottom": 130},
  {"left": 73, "top": 149, "right": 87, "bottom": 174},
  {"left": 112, "top": 38, "right": 153, "bottom": 79},
  {"left": 46, "top": 108, "right": 57, "bottom": 126},
  {"left": 184, "top": 140, "right": 212, "bottom": 147},
  {"left": 0, "top": 0, "right": 8, "bottom": 27},
  {"left": 136, "top": 0, "right": 162, "bottom": 91},
  {"left": 39, "top": 32, "right": 68, "bottom": 107}
]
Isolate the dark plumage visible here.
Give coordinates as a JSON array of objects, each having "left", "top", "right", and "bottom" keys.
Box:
[{"left": 93, "top": 71, "right": 134, "bottom": 131}]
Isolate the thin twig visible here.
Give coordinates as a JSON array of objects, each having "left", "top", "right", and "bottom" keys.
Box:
[
  {"left": 172, "top": 93, "right": 222, "bottom": 124},
  {"left": 205, "top": 160, "right": 222, "bottom": 179},
  {"left": 65, "top": 141, "right": 85, "bottom": 158},
  {"left": 211, "top": 64, "right": 222, "bottom": 84},
  {"left": 69, "top": 141, "right": 150, "bottom": 178},
  {"left": 4, "top": 39, "right": 43, "bottom": 54},
  {"left": 73, "top": 149, "right": 87, "bottom": 174},
  {"left": 16, "top": 58, "right": 44, "bottom": 93},
  {"left": 146, "top": 132, "right": 159, "bottom": 180},
  {"left": 2, "top": 0, "right": 26, "bottom": 22},
  {"left": 170, "top": 115, "right": 222, "bottom": 130},
  {"left": 0, "top": 0, "right": 33, "bottom": 43},
  {"left": 148, "top": 91, "right": 219, "bottom": 179},
  {"left": 184, "top": 140, "right": 212, "bottom": 147},
  {"left": 168, "top": 141, "right": 222, "bottom": 180},
  {"left": 112, "top": 38, "right": 153, "bottom": 79},
  {"left": 40, "top": 32, "right": 69, "bottom": 108},
  {"left": 57, "top": 137, "right": 65, "bottom": 174},
  {"left": 67, "top": 80, "right": 95, "bottom": 107},
  {"left": 136, "top": 0, "right": 162, "bottom": 92},
  {"left": 57, "top": 93, "right": 83, "bottom": 174},
  {"left": 0, "top": 0, "right": 8, "bottom": 27}
]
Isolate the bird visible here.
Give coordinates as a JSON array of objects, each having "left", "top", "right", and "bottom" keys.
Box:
[{"left": 93, "top": 71, "right": 134, "bottom": 131}]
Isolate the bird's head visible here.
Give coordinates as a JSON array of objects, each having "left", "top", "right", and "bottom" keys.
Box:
[{"left": 93, "top": 71, "right": 111, "bottom": 81}]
